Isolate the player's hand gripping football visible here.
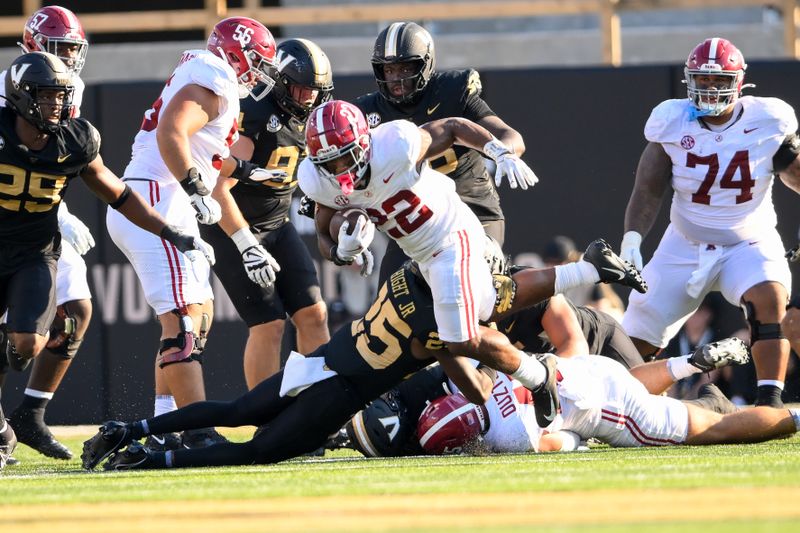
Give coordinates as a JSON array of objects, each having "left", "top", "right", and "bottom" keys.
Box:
[
  {"left": 337, "top": 217, "right": 375, "bottom": 277},
  {"left": 620, "top": 230, "right": 644, "bottom": 271},
  {"left": 181, "top": 167, "right": 222, "bottom": 225},
  {"left": 160, "top": 225, "right": 216, "bottom": 265},
  {"left": 58, "top": 202, "right": 95, "bottom": 255},
  {"left": 483, "top": 138, "right": 539, "bottom": 190}
]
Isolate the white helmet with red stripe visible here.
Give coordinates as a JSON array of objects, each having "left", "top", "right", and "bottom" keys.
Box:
[
  {"left": 417, "top": 394, "right": 488, "bottom": 455},
  {"left": 20, "top": 6, "right": 88, "bottom": 75},
  {"left": 306, "top": 99, "right": 371, "bottom": 196},
  {"left": 684, "top": 37, "right": 750, "bottom": 117}
]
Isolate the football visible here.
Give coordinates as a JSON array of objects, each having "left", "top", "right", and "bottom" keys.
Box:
[{"left": 329, "top": 207, "right": 369, "bottom": 242}]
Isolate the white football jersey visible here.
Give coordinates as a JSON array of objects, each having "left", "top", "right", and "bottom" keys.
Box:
[
  {"left": 646, "top": 96, "right": 798, "bottom": 245},
  {"left": 0, "top": 69, "right": 85, "bottom": 116},
  {"left": 123, "top": 49, "right": 240, "bottom": 187},
  {"left": 298, "top": 120, "right": 483, "bottom": 262}
]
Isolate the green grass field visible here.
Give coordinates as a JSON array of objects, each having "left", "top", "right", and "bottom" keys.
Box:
[{"left": 3, "top": 427, "right": 800, "bottom": 532}]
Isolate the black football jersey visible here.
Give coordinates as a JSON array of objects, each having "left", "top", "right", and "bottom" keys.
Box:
[
  {"left": 323, "top": 264, "right": 442, "bottom": 397},
  {"left": 0, "top": 107, "right": 100, "bottom": 245},
  {"left": 355, "top": 69, "right": 503, "bottom": 222},
  {"left": 497, "top": 298, "right": 606, "bottom": 355},
  {"left": 234, "top": 95, "right": 306, "bottom": 231}
]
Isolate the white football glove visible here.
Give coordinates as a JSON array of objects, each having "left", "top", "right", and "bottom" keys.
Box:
[
  {"left": 353, "top": 249, "right": 374, "bottom": 277},
  {"left": 181, "top": 168, "right": 222, "bottom": 225},
  {"left": 232, "top": 228, "right": 281, "bottom": 288},
  {"left": 243, "top": 167, "right": 290, "bottom": 185},
  {"left": 189, "top": 193, "right": 222, "bottom": 225},
  {"left": 57, "top": 202, "right": 95, "bottom": 255},
  {"left": 620, "top": 230, "right": 643, "bottom": 271},
  {"left": 483, "top": 138, "right": 539, "bottom": 190},
  {"left": 336, "top": 216, "right": 375, "bottom": 261}
]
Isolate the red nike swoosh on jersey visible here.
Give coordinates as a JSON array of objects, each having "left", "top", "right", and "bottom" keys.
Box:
[
  {"left": 744, "top": 127, "right": 760, "bottom": 134},
  {"left": 382, "top": 172, "right": 395, "bottom": 183}
]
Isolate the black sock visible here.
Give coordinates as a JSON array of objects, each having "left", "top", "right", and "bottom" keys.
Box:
[
  {"left": 20, "top": 394, "right": 50, "bottom": 412},
  {"left": 755, "top": 385, "right": 784, "bottom": 407},
  {"left": 129, "top": 421, "right": 146, "bottom": 441}
]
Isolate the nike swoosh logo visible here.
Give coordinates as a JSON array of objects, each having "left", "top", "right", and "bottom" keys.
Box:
[
  {"left": 151, "top": 435, "right": 166, "bottom": 445},
  {"left": 744, "top": 127, "right": 759, "bottom": 134},
  {"left": 57, "top": 154, "right": 70, "bottom": 163},
  {"left": 382, "top": 172, "right": 395, "bottom": 184},
  {"left": 426, "top": 103, "right": 441, "bottom": 115},
  {"left": 504, "top": 319, "right": 516, "bottom": 334},
  {"left": 602, "top": 267, "right": 625, "bottom": 281},
  {"left": 542, "top": 398, "right": 556, "bottom": 422}
]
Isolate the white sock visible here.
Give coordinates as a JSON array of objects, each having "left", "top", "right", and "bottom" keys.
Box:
[
  {"left": 757, "top": 380, "right": 785, "bottom": 390},
  {"left": 667, "top": 356, "right": 702, "bottom": 381},
  {"left": 789, "top": 409, "right": 800, "bottom": 432},
  {"left": 154, "top": 395, "right": 177, "bottom": 417},
  {"left": 511, "top": 352, "right": 546, "bottom": 390},
  {"left": 24, "top": 388, "right": 54, "bottom": 400},
  {"left": 553, "top": 260, "right": 600, "bottom": 294},
  {"left": 0, "top": 420, "right": 6, "bottom": 433}
]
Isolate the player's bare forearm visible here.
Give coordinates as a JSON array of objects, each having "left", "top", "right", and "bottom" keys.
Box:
[
  {"left": 212, "top": 178, "right": 249, "bottom": 236},
  {"left": 419, "top": 117, "right": 493, "bottom": 162},
  {"left": 779, "top": 157, "right": 800, "bottom": 195},
  {"left": 435, "top": 352, "right": 493, "bottom": 405},
  {"left": 624, "top": 142, "right": 672, "bottom": 235},
  {"left": 478, "top": 115, "right": 525, "bottom": 156},
  {"left": 542, "top": 295, "right": 590, "bottom": 356},
  {"left": 314, "top": 203, "right": 337, "bottom": 260},
  {"left": 447, "top": 326, "right": 522, "bottom": 376}
]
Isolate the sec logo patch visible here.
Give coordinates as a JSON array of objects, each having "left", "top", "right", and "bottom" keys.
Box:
[
  {"left": 366, "top": 112, "right": 381, "bottom": 128},
  {"left": 266, "top": 114, "right": 282, "bottom": 133},
  {"left": 680, "top": 135, "right": 695, "bottom": 150}
]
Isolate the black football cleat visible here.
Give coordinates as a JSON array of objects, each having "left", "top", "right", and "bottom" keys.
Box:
[
  {"left": 103, "top": 442, "right": 157, "bottom": 471},
  {"left": 689, "top": 337, "right": 750, "bottom": 372},
  {"left": 145, "top": 432, "right": 183, "bottom": 452},
  {"left": 8, "top": 408, "right": 72, "bottom": 460},
  {"left": 0, "top": 422, "right": 18, "bottom": 470},
  {"left": 181, "top": 427, "right": 229, "bottom": 449},
  {"left": 684, "top": 384, "right": 739, "bottom": 415},
  {"left": 583, "top": 239, "right": 648, "bottom": 294},
  {"left": 81, "top": 421, "right": 133, "bottom": 470},
  {"left": 531, "top": 353, "right": 560, "bottom": 428}
]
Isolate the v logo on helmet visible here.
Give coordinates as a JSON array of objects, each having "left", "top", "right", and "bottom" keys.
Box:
[
  {"left": 10, "top": 63, "right": 31, "bottom": 88},
  {"left": 275, "top": 49, "right": 296, "bottom": 73}
]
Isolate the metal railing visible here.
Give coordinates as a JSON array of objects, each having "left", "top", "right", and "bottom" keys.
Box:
[{"left": 0, "top": 0, "right": 797, "bottom": 65}]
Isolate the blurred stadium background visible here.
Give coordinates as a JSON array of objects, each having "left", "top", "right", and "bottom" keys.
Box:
[{"left": 0, "top": 1, "right": 799, "bottom": 422}]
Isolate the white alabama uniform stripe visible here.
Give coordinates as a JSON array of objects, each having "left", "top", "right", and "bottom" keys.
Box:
[
  {"left": 419, "top": 402, "right": 478, "bottom": 448},
  {"left": 708, "top": 38, "right": 720, "bottom": 63}
]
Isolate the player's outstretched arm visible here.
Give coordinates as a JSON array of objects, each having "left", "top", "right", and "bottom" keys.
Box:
[
  {"left": 541, "top": 295, "right": 590, "bottom": 356},
  {"left": 433, "top": 350, "right": 494, "bottom": 405},
  {"left": 81, "top": 154, "right": 215, "bottom": 264},
  {"left": 477, "top": 115, "right": 525, "bottom": 157}
]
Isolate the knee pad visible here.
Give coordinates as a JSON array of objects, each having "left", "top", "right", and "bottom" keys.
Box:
[
  {"left": 493, "top": 274, "right": 517, "bottom": 315},
  {"left": 46, "top": 305, "right": 82, "bottom": 359},
  {"left": 742, "top": 300, "right": 785, "bottom": 343},
  {"left": 157, "top": 311, "right": 210, "bottom": 368}
]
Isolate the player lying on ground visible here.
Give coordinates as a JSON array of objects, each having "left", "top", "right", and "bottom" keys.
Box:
[{"left": 80, "top": 238, "right": 643, "bottom": 470}]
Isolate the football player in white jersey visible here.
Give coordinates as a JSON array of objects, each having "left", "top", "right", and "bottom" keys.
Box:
[
  {"left": 420, "top": 337, "right": 800, "bottom": 453},
  {"left": 619, "top": 37, "right": 800, "bottom": 408},
  {"left": 299, "top": 100, "right": 647, "bottom": 427},
  {"left": 0, "top": 6, "right": 96, "bottom": 460},
  {"left": 106, "top": 17, "right": 279, "bottom": 449}
]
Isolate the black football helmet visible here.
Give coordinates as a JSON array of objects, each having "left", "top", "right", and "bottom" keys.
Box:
[
  {"left": 4, "top": 52, "right": 74, "bottom": 134},
  {"left": 371, "top": 22, "right": 435, "bottom": 105},
  {"left": 344, "top": 390, "right": 420, "bottom": 457},
  {"left": 273, "top": 38, "right": 333, "bottom": 121}
]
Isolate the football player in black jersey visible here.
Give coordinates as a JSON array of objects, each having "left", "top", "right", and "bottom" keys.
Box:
[
  {"left": 354, "top": 21, "right": 538, "bottom": 284},
  {"left": 0, "top": 52, "right": 213, "bottom": 469},
  {"left": 204, "top": 39, "right": 333, "bottom": 387},
  {"left": 81, "top": 238, "right": 648, "bottom": 470}
]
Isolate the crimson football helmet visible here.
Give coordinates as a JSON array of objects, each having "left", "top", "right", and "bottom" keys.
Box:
[
  {"left": 306, "top": 100, "right": 371, "bottom": 196},
  {"left": 417, "top": 394, "right": 488, "bottom": 455},
  {"left": 20, "top": 6, "right": 88, "bottom": 75},
  {"left": 207, "top": 17, "right": 277, "bottom": 101},
  {"left": 684, "top": 37, "right": 751, "bottom": 116}
]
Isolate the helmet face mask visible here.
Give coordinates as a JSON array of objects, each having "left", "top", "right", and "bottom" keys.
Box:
[
  {"left": 274, "top": 38, "right": 334, "bottom": 121},
  {"left": 6, "top": 52, "right": 75, "bottom": 134},
  {"left": 21, "top": 6, "right": 88, "bottom": 76},
  {"left": 207, "top": 17, "right": 278, "bottom": 101},
  {"left": 371, "top": 22, "right": 435, "bottom": 105},
  {"left": 306, "top": 100, "right": 372, "bottom": 195},
  {"left": 684, "top": 37, "right": 748, "bottom": 117}
]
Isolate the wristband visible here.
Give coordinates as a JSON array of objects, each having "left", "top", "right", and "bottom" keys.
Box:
[
  {"left": 230, "top": 157, "right": 258, "bottom": 181},
  {"left": 231, "top": 227, "right": 259, "bottom": 253},
  {"left": 180, "top": 167, "right": 208, "bottom": 196}
]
